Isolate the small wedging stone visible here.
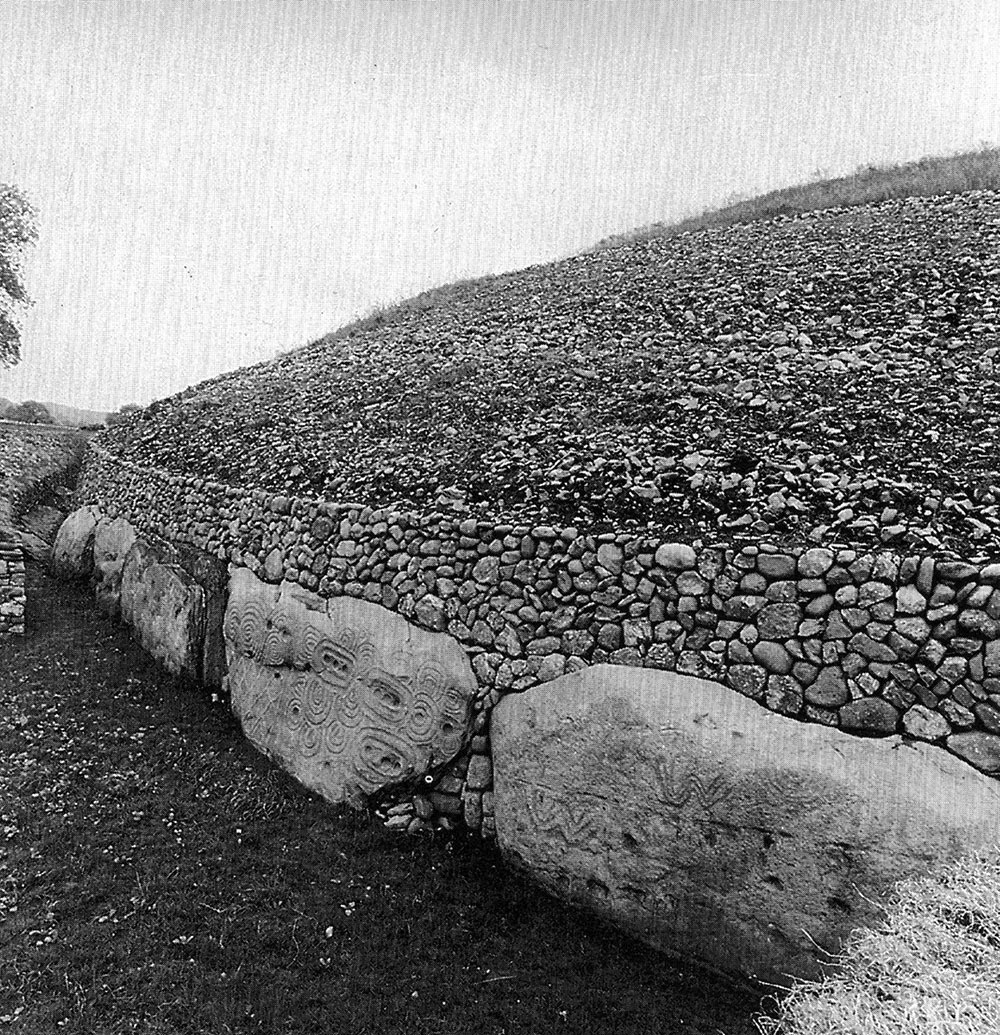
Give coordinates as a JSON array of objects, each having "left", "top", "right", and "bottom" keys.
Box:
[{"left": 491, "top": 665, "right": 1000, "bottom": 987}]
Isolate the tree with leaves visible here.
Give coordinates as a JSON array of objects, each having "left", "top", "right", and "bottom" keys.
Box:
[{"left": 0, "top": 184, "right": 38, "bottom": 368}]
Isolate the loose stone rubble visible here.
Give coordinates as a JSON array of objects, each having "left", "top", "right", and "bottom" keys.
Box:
[{"left": 101, "top": 192, "right": 1000, "bottom": 559}]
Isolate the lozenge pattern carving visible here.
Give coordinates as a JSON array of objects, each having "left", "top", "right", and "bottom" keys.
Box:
[{"left": 224, "top": 571, "right": 476, "bottom": 804}]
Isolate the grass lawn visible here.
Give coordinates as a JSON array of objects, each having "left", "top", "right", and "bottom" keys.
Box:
[{"left": 0, "top": 564, "right": 767, "bottom": 1035}]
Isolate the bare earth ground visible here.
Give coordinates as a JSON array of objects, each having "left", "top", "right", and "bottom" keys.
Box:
[{"left": 0, "top": 564, "right": 769, "bottom": 1035}]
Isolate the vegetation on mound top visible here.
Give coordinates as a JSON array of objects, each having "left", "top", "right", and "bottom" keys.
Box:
[
  {"left": 102, "top": 190, "right": 1000, "bottom": 556},
  {"left": 596, "top": 147, "right": 1000, "bottom": 251}
]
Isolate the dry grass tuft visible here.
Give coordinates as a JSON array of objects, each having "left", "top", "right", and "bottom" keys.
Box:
[{"left": 756, "top": 848, "right": 1000, "bottom": 1035}]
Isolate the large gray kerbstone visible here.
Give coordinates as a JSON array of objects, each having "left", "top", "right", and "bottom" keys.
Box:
[
  {"left": 120, "top": 538, "right": 205, "bottom": 682},
  {"left": 51, "top": 506, "right": 102, "bottom": 579},
  {"left": 92, "top": 516, "right": 138, "bottom": 618},
  {"left": 169, "top": 543, "right": 228, "bottom": 689},
  {"left": 223, "top": 569, "right": 476, "bottom": 806},
  {"left": 491, "top": 665, "right": 1000, "bottom": 987}
]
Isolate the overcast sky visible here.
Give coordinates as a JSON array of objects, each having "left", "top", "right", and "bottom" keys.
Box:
[{"left": 1, "top": 0, "right": 998, "bottom": 411}]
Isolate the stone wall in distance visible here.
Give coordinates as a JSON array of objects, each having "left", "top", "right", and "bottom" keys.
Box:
[{"left": 0, "top": 531, "right": 26, "bottom": 638}]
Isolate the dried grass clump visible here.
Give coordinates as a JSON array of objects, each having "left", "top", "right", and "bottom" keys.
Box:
[{"left": 756, "top": 847, "right": 1000, "bottom": 1035}]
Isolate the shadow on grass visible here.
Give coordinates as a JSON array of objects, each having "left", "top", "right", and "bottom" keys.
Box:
[{"left": 0, "top": 564, "right": 769, "bottom": 1034}]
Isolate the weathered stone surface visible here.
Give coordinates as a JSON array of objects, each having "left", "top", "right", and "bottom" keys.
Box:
[
  {"left": 805, "top": 667, "right": 849, "bottom": 708},
  {"left": 751, "top": 641, "right": 792, "bottom": 674},
  {"left": 223, "top": 569, "right": 476, "bottom": 806},
  {"left": 654, "top": 543, "right": 696, "bottom": 570},
  {"left": 947, "top": 731, "right": 1000, "bottom": 774},
  {"left": 491, "top": 666, "right": 1000, "bottom": 986},
  {"left": 92, "top": 517, "right": 137, "bottom": 618},
  {"left": 902, "top": 704, "right": 950, "bottom": 741},
  {"left": 51, "top": 505, "right": 101, "bottom": 579},
  {"left": 894, "top": 585, "right": 926, "bottom": 615},
  {"left": 171, "top": 543, "right": 229, "bottom": 689},
  {"left": 757, "top": 603, "right": 801, "bottom": 640},
  {"left": 18, "top": 530, "right": 51, "bottom": 564},
  {"left": 839, "top": 697, "right": 899, "bottom": 734},
  {"left": 120, "top": 538, "right": 205, "bottom": 682},
  {"left": 797, "top": 548, "right": 834, "bottom": 577},
  {"left": 757, "top": 553, "right": 795, "bottom": 579}
]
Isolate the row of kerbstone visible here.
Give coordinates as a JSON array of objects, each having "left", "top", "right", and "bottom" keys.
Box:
[
  {"left": 77, "top": 445, "right": 1000, "bottom": 834},
  {"left": 0, "top": 531, "right": 25, "bottom": 637}
]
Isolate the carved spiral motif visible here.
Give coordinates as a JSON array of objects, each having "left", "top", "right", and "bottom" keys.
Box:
[
  {"left": 436, "top": 712, "right": 465, "bottom": 760},
  {"left": 358, "top": 729, "right": 414, "bottom": 783},
  {"left": 336, "top": 678, "right": 365, "bottom": 729},
  {"left": 283, "top": 682, "right": 306, "bottom": 732},
  {"left": 225, "top": 595, "right": 270, "bottom": 658},
  {"left": 302, "top": 672, "right": 335, "bottom": 726},
  {"left": 289, "top": 618, "right": 326, "bottom": 670},
  {"left": 408, "top": 691, "right": 438, "bottom": 743},
  {"left": 311, "top": 636, "right": 357, "bottom": 687},
  {"left": 298, "top": 723, "right": 323, "bottom": 758},
  {"left": 257, "top": 606, "right": 297, "bottom": 666},
  {"left": 322, "top": 717, "right": 348, "bottom": 757},
  {"left": 363, "top": 669, "right": 410, "bottom": 724}
]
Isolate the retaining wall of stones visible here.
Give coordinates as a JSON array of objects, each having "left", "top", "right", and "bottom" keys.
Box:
[
  {"left": 77, "top": 443, "right": 1000, "bottom": 833},
  {"left": 0, "top": 531, "right": 26, "bottom": 638}
]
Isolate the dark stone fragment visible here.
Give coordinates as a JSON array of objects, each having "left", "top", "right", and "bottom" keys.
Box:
[{"left": 839, "top": 698, "right": 900, "bottom": 735}]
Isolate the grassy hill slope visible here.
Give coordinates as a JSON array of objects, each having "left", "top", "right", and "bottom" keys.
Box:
[
  {"left": 593, "top": 147, "right": 1000, "bottom": 251},
  {"left": 102, "top": 186, "right": 1000, "bottom": 558}
]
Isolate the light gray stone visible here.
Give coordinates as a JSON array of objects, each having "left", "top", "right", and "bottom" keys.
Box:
[
  {"left": 797, "top": 548, "right": 834, "bottom": 577},
  {"left": 223, "top": 569, "right": 476, "bottom": 806},
  {"left": 92, "top": 517, "right": 138, "bottom": 618},
  {"left": 491, "top": 665, "right": 1000, "bottom": 986},
  {"left": 51, "top": 505, "right": 102, "bottom": 579},
  {"left": 120, "top": 538, "right": 205, "bottom": 682},
  {"left": 18, "top": 530, "right": 51, "bottom": 564},
  {"left": 947, "top": 731, "right": 1000, "bottom": 775},
  {"left": 894, "top": 585, "right": 926, "bottom": 615},
  {"left": 654, "top": 543, "right": 696, "bottom": 570},
  {"left": 902, "top": 704, "right": 950, "bottom": 741}
]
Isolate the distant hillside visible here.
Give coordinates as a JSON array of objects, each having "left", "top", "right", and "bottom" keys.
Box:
[
  {"left": 593, "top": 147, "right": 1000, "bottom": 251},
  {"left": 42, "top": 401, "right": 109, "bottom": 428},
  {"left": 102, "top": 188, "right": 1000, "bottom": 559},
  {"left": 0, "top": 397, "right": 108, "bottom": 427}
]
